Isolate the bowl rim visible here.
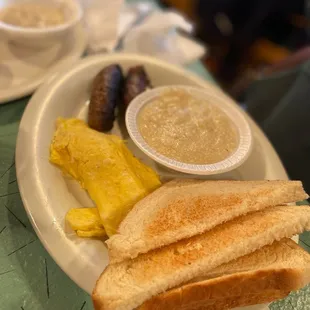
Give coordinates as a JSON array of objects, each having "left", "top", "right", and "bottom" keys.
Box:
[
  {"left": 126, "top": 85, "right": 253, "bottom": 175},
  {"left": 0, "top": 0, "right": 83, "bottom": 33}
]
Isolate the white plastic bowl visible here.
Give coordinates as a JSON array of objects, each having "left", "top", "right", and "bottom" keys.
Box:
[
  {"left": 0, "top": 0, "right": 83, "bottom": 48},
  {"left": 126, "top": 85, "right": 253, "bottom": 175}
]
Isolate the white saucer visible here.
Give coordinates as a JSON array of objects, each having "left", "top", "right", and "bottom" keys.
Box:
[{"left": 0, "top": 24, "right": 87, "bottom": 104}]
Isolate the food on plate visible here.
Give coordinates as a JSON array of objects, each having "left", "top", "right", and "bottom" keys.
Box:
[
  {"left": 0, "top": 2, "right": 65, "bottom": 28},
  {"left": 50, "top": 118, "right": 161, "bottom": 236},
  {"left": 76, "top": 229, "right": 106, "bottom": 238},
  {"left": 138, "top": 88, "right": 239, "bottom": 164},
  {"left": 88, "top": 64, "right": 151, "bottom": 132},
  {"left": 107, "top": 179, "right": 308, "bottom": 263},
  {"left": 44, "top": 61, "right": 309, "bottom": 309},
  {"left": 66, "top": 208, "right": 106, "bottom": 238},
  {"left": 123, "top": 66, "right": 152, "bottom": 107},
  {"left": 88, "top": 65, "right": 124, "bottom": 132},
  {"left": 138, "top": 239, "right": 310, "bottom": 310},
  {"left": 93, "top": 205, "right": 310, "bottom": 310}
]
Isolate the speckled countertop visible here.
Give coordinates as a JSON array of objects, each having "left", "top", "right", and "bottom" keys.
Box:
[{"left": 0, "top": 62, "right": 309, "bottom": 310}]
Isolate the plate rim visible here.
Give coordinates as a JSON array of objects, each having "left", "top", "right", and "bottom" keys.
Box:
[
  {"left": 0, "top": 24, "right": 87, "bottom": 104},
  {"left": 16, "top": 53, "right": 289, "bottom": 295}
]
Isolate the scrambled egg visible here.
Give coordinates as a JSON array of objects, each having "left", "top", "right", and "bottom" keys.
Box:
[
  {"left": 65, "top": 208, "right": 106, "bottom": 237},
  {"left": 50, "top": 118, "right": 161, "bottom": 236}
]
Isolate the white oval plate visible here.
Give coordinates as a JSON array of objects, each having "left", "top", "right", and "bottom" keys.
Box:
[
  {"left": 16, "top": 54, "right": 288, "bottom": 309},
  {"left": 0, "top": 24, "right": 86, "bottom": 104}
]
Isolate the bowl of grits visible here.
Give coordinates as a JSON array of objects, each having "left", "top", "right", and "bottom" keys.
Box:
[
  {"left": 0, "top": 0, "right": 82, "bottom": 47},
  {"left": 126, "top": 86, "right": 253, "bottom": 175}
]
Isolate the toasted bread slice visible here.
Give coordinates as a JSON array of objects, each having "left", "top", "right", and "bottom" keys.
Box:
[
  {"left": 139, "top": 239, "right": 310, "bottom": 310},
  {"left": 107, "top": 179, "right": 308, "bottom": 263},
  {"left": 93, "top": 206, "right": 310, "bottom": 310}
]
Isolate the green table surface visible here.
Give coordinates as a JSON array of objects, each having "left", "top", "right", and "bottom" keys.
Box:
[{"left": 0, "top": 1, "right": 310, "bottom": 306}]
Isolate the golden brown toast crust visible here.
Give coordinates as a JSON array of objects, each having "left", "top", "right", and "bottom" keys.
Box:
[
  {"left": 108, "top": 180, "right": 308, "bottom": 263},
  {"left": 138, "top": 268, "right": 302, "bottom": 310},
  {"left": 146, "top": 194, "right": 245, "bottom": 236},
  {"left": 93, "top": 207, "right": 310, "bottom": 310}
]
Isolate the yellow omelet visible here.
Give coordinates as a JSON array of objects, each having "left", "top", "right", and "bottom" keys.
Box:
[
  {"left": 50, "top": 118, "right": 161, "bottom": 236},
  {"left": 65, "top": 208, "right": 106, "bottom": 237}
]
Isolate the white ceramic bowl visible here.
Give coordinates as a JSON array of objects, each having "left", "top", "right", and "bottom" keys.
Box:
[
  {"left": 126, "top": 86, "right": 253, "bottom": 175},
  {"left": 0, "top": 0, "right": 83, "bottom": 48}
]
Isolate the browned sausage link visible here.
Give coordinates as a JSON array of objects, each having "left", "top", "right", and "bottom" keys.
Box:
[
  {"left": 123, "top": 66, "right": 152, "bottom": 107},
  {"left": 88, "top": 64, "right": 123, "bottom": 132}
]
